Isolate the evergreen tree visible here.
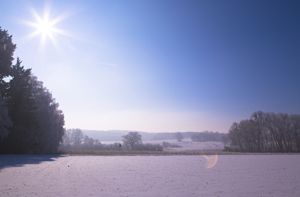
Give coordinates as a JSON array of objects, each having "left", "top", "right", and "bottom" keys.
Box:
[
  {"left": 1, "top": 58, "right": 36, "bottom": 153},
  {"left": 0, "top": 95, "right": 12, "bottom": 141},
  {"left": 28, "top": 76, "right": 65, "bottom": 154},
  {"left": 0, "top": 28, "right": 65, "bottom": 154},
  {"left": 0, "top": 27, "right": 16, "bottom": 98}
]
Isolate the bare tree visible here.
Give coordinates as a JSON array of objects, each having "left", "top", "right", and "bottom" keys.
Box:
[
  {"left": 175, "top": 132, "right": 184, "bottom": 142},
  {"left": 83, "top": 135, "right": 89, "bottom": 145},
  {"left": 221, "top": 135, "right": 228, "bottom": 146},
  {"left": 228, "top": 122, "right": 241, "bottom": 151},
  {"left": 70, "top": 128, "right": 83, "bottom": 149},
  {"left": 290, "top": 114, "right": 300, "bottom": 152},
  {"left": 83, "top": 135, "right": 95, "bottom": 149},
  {"left": 122, "top": 132, "right": 142, "bottom": 150},
  {"left": 250, "top": 111, "right": 266, "bottom": 152},
  {"left": 62, "top": 129, "right": 72, "bottom": 146},
  {"left": 228, "top": 111, "right": 300, "bottom": 153}
]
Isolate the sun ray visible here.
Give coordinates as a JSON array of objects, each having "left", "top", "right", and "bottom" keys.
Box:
[
  {"left": 49, "top": 12, "right": 73, "bottom": 27},
  {"left": 29, "top": 6, "right": 43, "bottom": 24},
  {"left": 48, "top": 33, "right": 60, "bottom": 51},
  {"left": 22, "top": 29, "right": 41, "bottom": 41}
]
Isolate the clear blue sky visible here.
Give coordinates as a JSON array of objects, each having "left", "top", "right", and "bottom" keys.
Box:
[{"left": 1, "top": 0, "right": 300, "bottom": 133}]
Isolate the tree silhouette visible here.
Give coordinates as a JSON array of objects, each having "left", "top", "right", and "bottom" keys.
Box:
[{"left": 122, "top": 132, "right": 142, "bottom": 150}]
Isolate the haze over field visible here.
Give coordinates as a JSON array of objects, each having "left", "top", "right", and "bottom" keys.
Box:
[{"left": 1, "top": 0, "right": 300, "bottom": 133}]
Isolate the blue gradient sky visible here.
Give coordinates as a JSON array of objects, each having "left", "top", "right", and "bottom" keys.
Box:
[{"left": 1, "top": 0, "right": 300, "bottom": 133}]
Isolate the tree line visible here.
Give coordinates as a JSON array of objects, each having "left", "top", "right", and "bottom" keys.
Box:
[
  {"left": 0, "top": 27, "right": 65, "bottom": 154},
  {"left": 190, "top": 131, "right": 227, "bottom": 142},
  {"left": 59, "top": 130, "right": 163, "bottom": 152},
  {"left": 226, "top": 111, "right": 300, "bottom": 152}
]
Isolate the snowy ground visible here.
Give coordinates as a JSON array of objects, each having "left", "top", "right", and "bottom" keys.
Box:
[{"left": 0, "top": 155, "right": 300, "bottom": 197}]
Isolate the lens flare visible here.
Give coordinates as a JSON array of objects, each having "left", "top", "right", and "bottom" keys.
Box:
[{"left": 203, "top": 154, "right": 218, "bottom": 169}]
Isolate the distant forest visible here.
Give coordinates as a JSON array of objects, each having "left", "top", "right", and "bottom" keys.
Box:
[{"left": 226, "top": 111, "right": 300, "bottom": 152}]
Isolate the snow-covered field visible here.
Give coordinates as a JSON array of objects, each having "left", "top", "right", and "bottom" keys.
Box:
[{"left": 1, "top": 154, "right": 300, "bottom": 196}]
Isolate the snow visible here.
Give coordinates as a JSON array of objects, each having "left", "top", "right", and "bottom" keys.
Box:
[{"left": 1, "top": 154, "right": 300, "bottom": 196}]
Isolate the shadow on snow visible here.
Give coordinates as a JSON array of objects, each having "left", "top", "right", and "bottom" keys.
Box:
[{"left": 0, "top": 155, "right": 65, "bottom": 171}]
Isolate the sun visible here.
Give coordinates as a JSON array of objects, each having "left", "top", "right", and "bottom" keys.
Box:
[
  {"left": 20, "top": 3, "right": 73, "bottom": 51},
  {"left": 37, "top": 20, "right": 54, "bottom": 36}
]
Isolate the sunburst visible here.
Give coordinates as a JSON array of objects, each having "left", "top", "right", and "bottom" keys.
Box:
[{"left": 20, "top": 3, "right": 73, "bottom": 51}]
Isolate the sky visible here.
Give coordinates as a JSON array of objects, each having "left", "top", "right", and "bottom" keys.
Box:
[{"left": 1, "top": 0, "right": 300, "bottom": 133}]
